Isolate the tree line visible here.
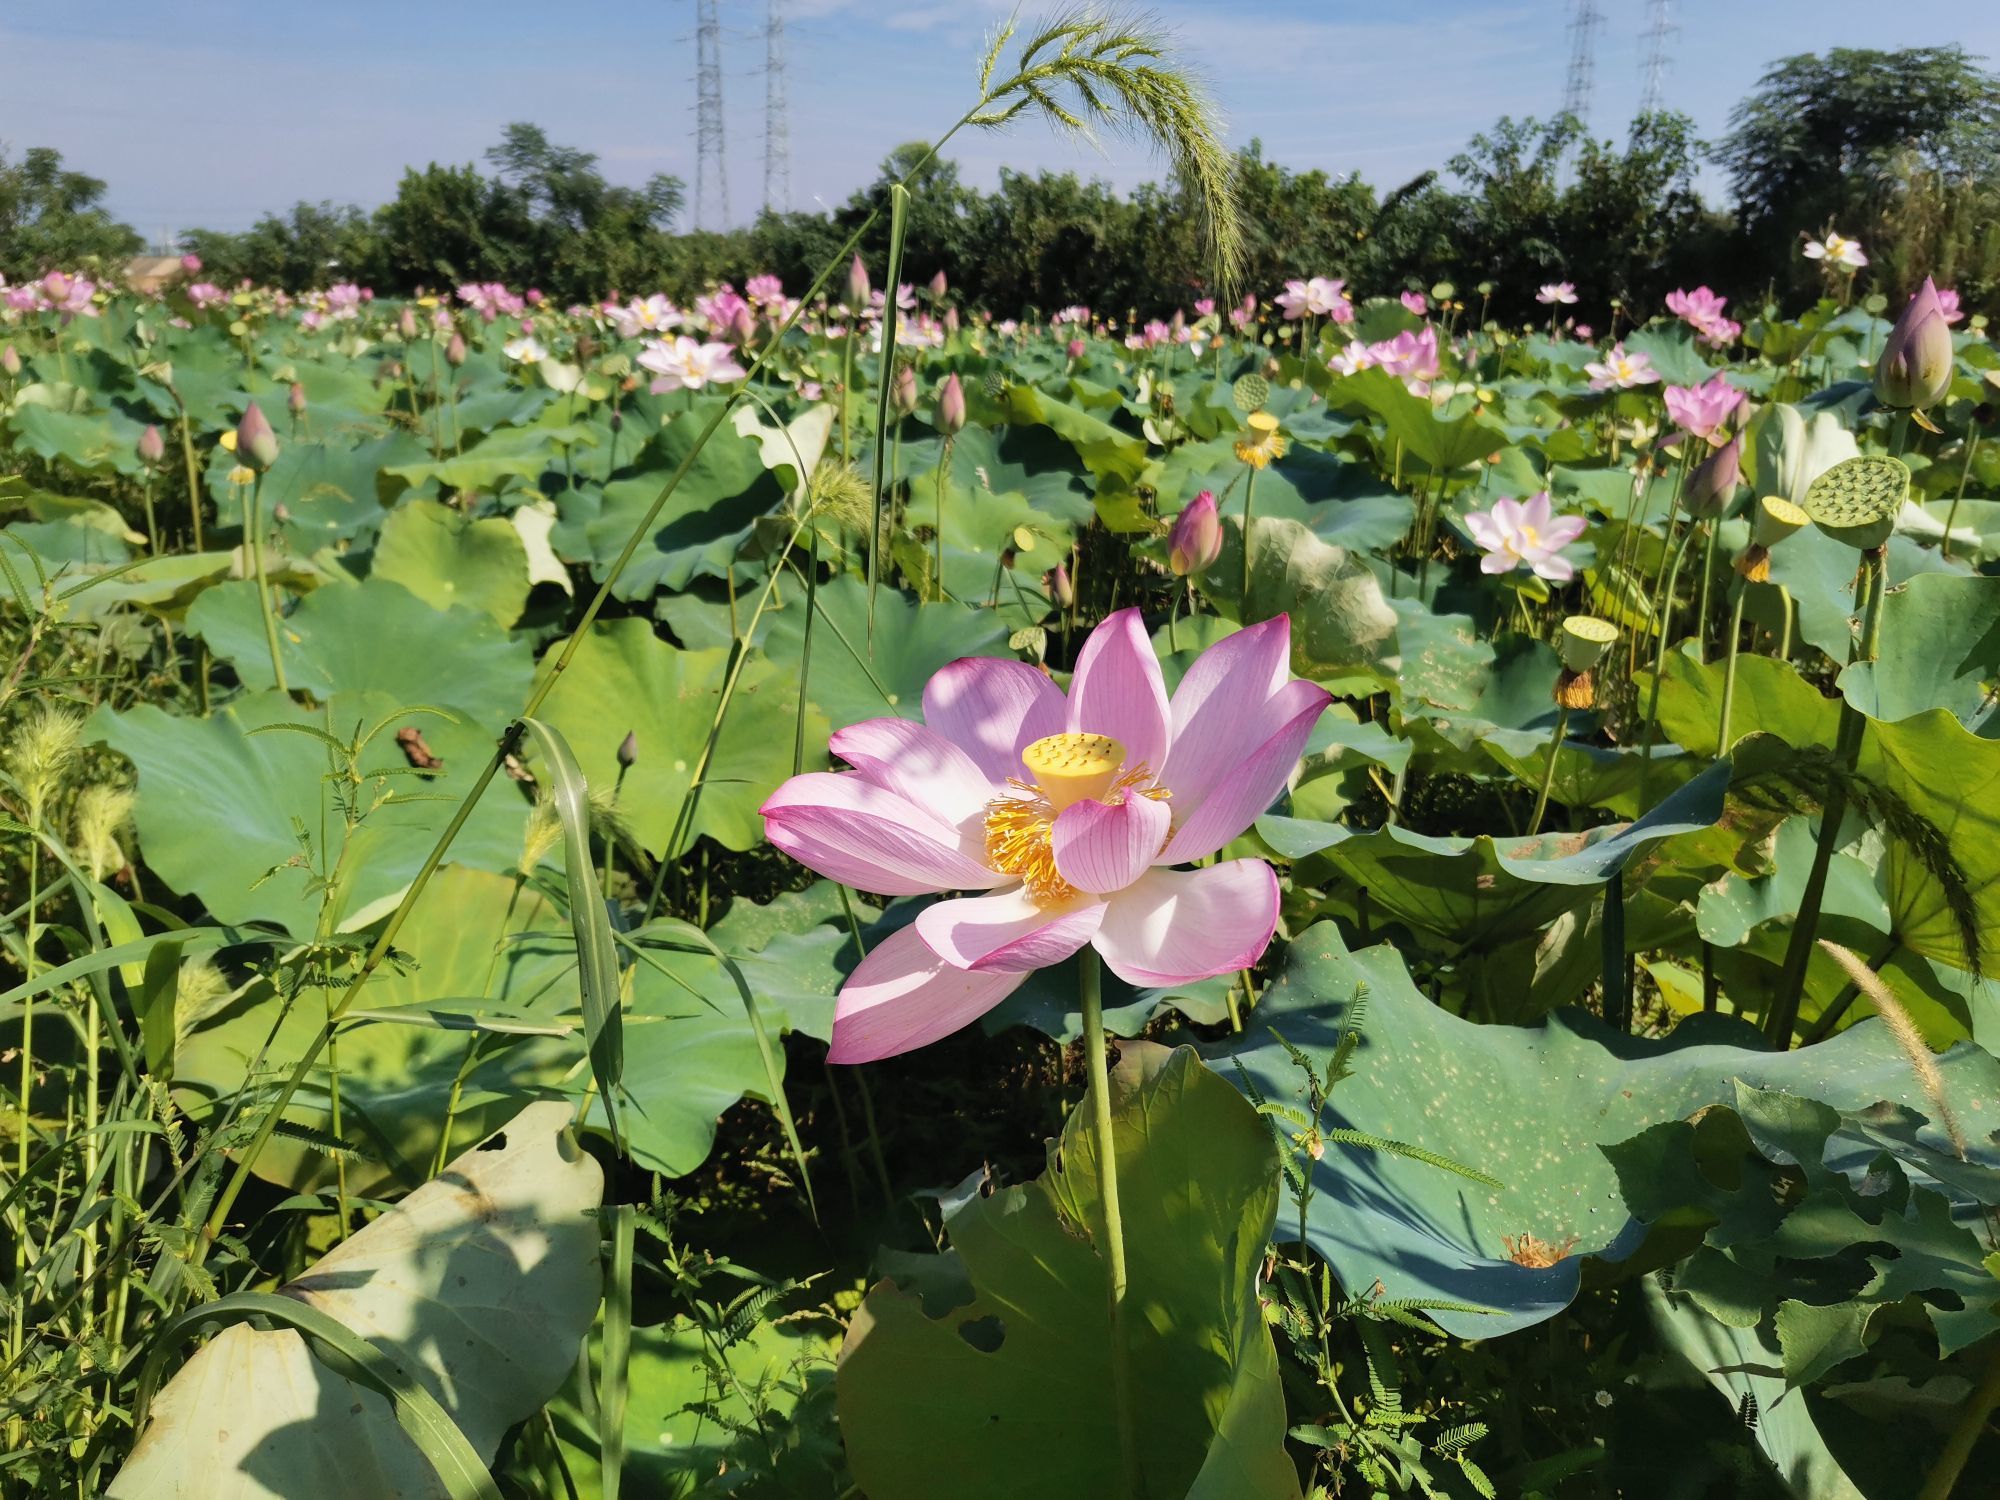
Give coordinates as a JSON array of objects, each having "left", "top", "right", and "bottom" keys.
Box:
[{"left": 3, "top": 46, "right": 1996, "bottom": 325}]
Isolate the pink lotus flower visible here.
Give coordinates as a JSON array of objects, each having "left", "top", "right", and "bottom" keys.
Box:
[
  {"left": 1937, "top": 287, "right": 1965, "bottom": 326},
  {"left": 745, "top": 273, "right": 786, "bottom": 305},
  {"left": 1399, "top": 291, "right": 1428, "bottom": 316},
  {"left": 1368, "top": 325, "right": 1440, "bottom": 394},
  {"left": 1803, "top": 231, "right": 1867, "bottom": 269},
  {"left": 638, "top": 335, "right": 747, "bottom": 391},
  {"left": 1192, "top": 297, "right": 1215, "bottom": 317},
  {"left": 1464, "top": 492, "right": 1587, "bottom": 582},
  {"left": 1228, "top": 294, "right": 1258, "bottom": 331},
  {"left": 1536, "top": 282, "right": 1578, "bottom": 306},
  {"left": 1584, "top": 342, "right": 1660, "bottom": 391},
  {"left": 1665, "top": 286, "right": 1740, "bottom": 346},
  {"left": 1327, "top": 340, "right": 1375, "bottom": 376},
  {"left": 761, "top": 611, "right": 1329, "bottom": 1062},
  {"left": 1276, "top": 277, "right": 1350, "bottom": 321},
  {"left": 1663, "top": 373, "right": 1745, "bottom": 446}
]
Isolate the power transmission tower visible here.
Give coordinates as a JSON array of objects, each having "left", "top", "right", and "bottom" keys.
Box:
[
  {"left": 1638, "top": 0, "right": 1678, "bottom": 117},
  {"left": 763, "top": 0, "right": 790, "bottom": 214},
  {"left": 694, "top": 0, "right": 729, "bottom": 229},
  {"left": 1562, "top": 0, "right": 1602, "bottom": 125}
]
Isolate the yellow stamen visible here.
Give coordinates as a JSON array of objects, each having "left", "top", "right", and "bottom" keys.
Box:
[{"left": 984, "top": 735, "right": 1171, "bottom": 906}]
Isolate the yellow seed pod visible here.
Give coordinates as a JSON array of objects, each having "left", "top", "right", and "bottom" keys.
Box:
[{"left": 1021, "top": 732, "right": 1126, "bottom": 810}]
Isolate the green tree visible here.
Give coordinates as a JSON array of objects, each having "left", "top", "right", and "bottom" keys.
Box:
[{"left": 0, "top": 146, "right": 141, "bottom": 280}]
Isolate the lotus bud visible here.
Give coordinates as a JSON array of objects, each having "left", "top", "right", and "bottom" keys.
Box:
[
  {"left": 446, "top": 332, "right": 467, "bottom": 366},
  {"left": 136, "top": 424, "right": 166, "bottom": 466},
  {"left": 526, "top": 288, "right": 544, "bottom": 306},
  {"left": 943, "top": 306, "right": 960, "bottom": 336},
  {"left": 929, "top": 269, "right": 948, "bottom": 299},
  {"left": 272, "top": 501, "right": 291, "bottom": 525},
  {"left": 288, "top": 381, "right": 307, "bottom": 416},
  {"left": 890, "top": 361, "right": 918, "bottom": 417},
  {"left": 1167, "top": 490, "right": 1222, "bottom": 577},
  {"left": 399, "top": 306, "right": 418, "bottom": 340},
  {"left": 1874, "top": 276, "right": 1953, "bottom": 412},
  {"left": 936, "top": 373, "right": 966, "bottom": 436},
  {"left": 1047, "top": 563, "right": 1074, "bottom": 609},
  {"left": 1681, "top": 435, "right": 1741, "bottom": 519},
  {"left": 180, "top": 253, "right": 202, "bottom": 273},
  {"left": 1066, "top": 337, "right": 1085, "bottom": 362},
  {"left": 843, "top": 254, "right": 870, "bottom": 315},
  {"left": 728, "top": 301, "right": 756, "bottom": 345},
  {"left": 1737, "top": 495, "right": 1808, "bottom": 581},
  {"left": 1554, "top": 615, "right": 1617, "bottom": 709},
  {"left": 0, "top": 345, "right": 19, "bottom": 377},
  {"left": 236, "top": 401, "right": 280, "bottom": 471},
  {"left": 617, "top": 730, "right": 639, "bottom": 768}
]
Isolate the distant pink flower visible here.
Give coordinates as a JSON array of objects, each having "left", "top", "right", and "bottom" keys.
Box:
[
  {"left": 1400, "top": 291, "right": 1428, "bottom": 316},
  {"left": 1584, "top": 343, "right": 1660, "bottom": 391},
  {"left": 1228, "top": 295, "right": 1258, "bottom": 331},
  {"left": 606, "top": 294, "right": 681, "bottom": 339},
  {"left": 745, "top": 273, "right": 786, "bottom": 305},
  {"left": 1277, "top": 277, "right": 1352, "bottom": 322},
  {"left": 1192, "top": 297, "right": 1215, "bottom": 317},
  {"left": 1665, "top": 286, "right": 1741, "bottom": 347},
  {"left": 1937, "top": 287, "right": 1966, "bottom": 326},
  {"left": 1536, "top": 282, "right": 1578, "bottom": 306},
  {"left": 1327, "top": 340, "right": 1375, "bottom": 376},
  {"left": 1663, "top": 373, "right": 1745, "bottom": 446},
  {"left": 1464, "top": 492, "right": 1587, "bottom": 582},
  {"left": 638, "top": 334, "right": 746, "bottom": 392},
  {"left": 1369, "top": 325, "right": 1440, "bottom": 394},
  {"left": 760, "top": 610, "right": 1328, "bottom": 1062},
  {"left": 1574, "top": 325, "right": 1593, "bottom": 340},
  {"left": 180, "top": 253, "right": 202, "bottom": 273},
  {"left": 1804, "top": 231, "right": 1867, "bottom": 269},
  {"left": 186, "top": 282, "right": 227, "bottom": 311}
]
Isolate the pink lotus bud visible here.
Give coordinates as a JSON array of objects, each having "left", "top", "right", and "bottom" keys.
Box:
[
  {"left": 237, "top": 401, "right": 280, "bottom": 471},
  {"left": 928, "top": 269, "right": 948, "bottom": 299},
  {"left": 1047, "top": 563, "right": 1074, "bottom": 609},
  {"left": 288, "top": 381, "right": 307, "bottom": 415},
  {"left": 446, "top": 332, "right": 467, "bottom": 366},
  {"left": 1168, "top": 490, "right": 1223, "bottom": 577},
  {"left": 1682, "top": 435, "right": 1742, "bottom": 519},
  {"left": 526, "top": 288, "right": 544, "bottom": 306},
  {"left": 843, "top": 254, "right": 870, "bottom": 314},
  {"left": 891, "top": 361, "right": 918, "bottom": 417},
  {"left": 399, "top": 306, "right": 418, "bottom": 340},
  {"left": 1066, "top": 337, "right": 1085, "bottom": 361},
  {"left": 728, "top": 302, "right": 756, "bottom": 344},
  {"left": 0, "top": 345, "right": 19, "bottom": 377},
  {"left": 1875, "top": 276, "right": 1954, "bottom": 411},
  {"left": 137, "top": 424, "right": 166, "bottom": 465},
  {"left": 180, "top": 253, "right": 202, "bottom": 273},
  {"left": 943, "top": 306, "right": 960, "bottom": 335},
  {"left": 617, "top": 730, "right": 639, "bottom": 767},
  {"left": 936, "top": 373, "right": 966, "bottom": 436}
]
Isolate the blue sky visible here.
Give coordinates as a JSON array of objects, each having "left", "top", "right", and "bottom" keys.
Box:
[{"left": 5, "top": 0, "right": 1997, "bottom": 245}]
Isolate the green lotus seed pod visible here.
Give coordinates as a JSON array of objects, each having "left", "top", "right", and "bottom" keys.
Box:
[
  {"left": 1558, "top": 615, "right": 1617, "bottom": 673},
  {"left": 1802, "top": 455, "right": 1908, "bottom": 551},
  {"left": 1232, "top": 373, "right": 1269, "bottom": 413},
  {"left": 1750, "top": 494, "right": 1809, "bottom": 549}
]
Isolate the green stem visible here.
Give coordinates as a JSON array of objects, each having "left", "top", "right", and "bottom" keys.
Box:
[
  {"left": 1239, "top": 466, "right": 1258, "bottom": 605},
  {"left": 1528, "top": 705, "right": 1572, "bottom": 837},
  {"left": 1694, "top": 521, "right": 1718, "bottom": 659},
  {"left": 1943, "top": 422, "right": 1981, "bottom": 564},
  {"left": 246, "top": 471, "right": 288, "bottom": 694},
  {"left": 1602, "top": 870, "right": 1629, "bottom": 1032},
  {"left": 139, "top": 473, "right": 160, "bottom": 556},
  {"left": 1637, "top": 518, "right": 1698, "bottom": 807},
  {"left": 1917, "top": 1339, "right": 2000, "bottom": 1500},
  {"left": 839, "top": 335, "right": 855, "bottom": 465},
  {"left": 1766, "top": 547, "right": 1886, "bottom": 1046},
  {"left": 1079, "top": 948, "right": 1140, "bottom": 1500},
  {"left": 1717, "top": 585, "right": 1748, "bottom": 753},
  {"left": 934, "top": 432, "right": 951, "bottom": 602}
]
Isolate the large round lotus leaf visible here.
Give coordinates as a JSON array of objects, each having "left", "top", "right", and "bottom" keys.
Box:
[
  {"left": 107, "top": 1103, "right": 602, "bottom": 1499},
  {"left": 533, "top": 617, "right": 823, "bottom": 856},
  {"left": 370, "top": 498, "right": 531, "bottom": 625},
  {"left": 173, "top": 866, "right": 575, "bottom": 1194},
  {"left": 1214, "top": 925, "right": 2000, "bottom": 1336},
  {"left": 8, "top": 400, "right": 152, "bottom": 477},
  {"left": 839, "top": 1047, "right": 1300, "bottom": 1500},
  {"left": 1329, "top": 364, "right": 1507, "bottom": 472},
  {"left": 1197, "top": 514, "right": 1397, "bottom": 676},
  {"left": 760, "top": 575, "right": 1011, "bottom": 730},
  {"left": 549, "top": 402, "right": 785, "bottom": 598},
  {"left": 1838, "top": 571, "right": 2000, "bottom": 731},
  {"left": 1802, "top": 454, "right": 1907, "bottom": 549},
  {"left": 385, "top": 420, "right": 597, "bottom": 495},
  {"left": 88, "top": 689, "right": 529, "bottom": 936},
  {"left": 1148, "top": 436, "right": 1416, "bottom": 552},
  {"left": 209, "top": 434, "right": 430, "bottom": 542},
  {"left": 185, "top": 575, "right": 532, "bottom": 723},
  {"left": 577, "top": 916, "right": 847, "bottom": 1176}
]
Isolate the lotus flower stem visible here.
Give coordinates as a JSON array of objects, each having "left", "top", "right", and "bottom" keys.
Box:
[
  {"left": 1239, "top": 466, "right": 1259, "bottom": 603},
  {"left": 839, "top": 333, "right": 856, "bottom": 465},
  {"left": 933, "top": 434, "right": 952, "bottom": 602},
  {"left": 246, "top": 472, "right": 289, "bottom": 695},
  {"left": 1078, "top": 948, "right": 1141, "bottom": 1499},
  {"left": 1636, "top": 520, "right": 1697, "bottom": 806},
  {"left": 1602, "top": 870, "right": 1629, "bottom": 1032},
  {"left": 1943, "top": 420, "right": 1982, "bottom": 564},
  {"left": 1528, "top": 706, "right": 1572, "bottom": 837},
  {"left": 1694, "top": 521, "right": 1718, "bottom": 658},
  {"left": 1717, "top": 586, "right": 1748, "bottom": 752},
  {"left": 1765, "top": 544, "right": 1887, "bottom": 1045},
  {"left": 1918, "top": 1339, "right": 2000, "bottom": 1500}
]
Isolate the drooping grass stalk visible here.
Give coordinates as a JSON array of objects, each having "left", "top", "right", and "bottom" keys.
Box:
[
  {"left": 8, "top": 839, "right": 38, "bottom": 1374},
  {"left": 1764, "top": 545, "right": 1888, "bottom": 1046},
  {"left": 246, "top": 471, "right": 288, "bottom": 694},
  {"left": 1528, "top": 705, "right": 1572, "bottom": 836},
  {"left": 1077, "top": 947, "right": 1141, "bottom": 1500}
]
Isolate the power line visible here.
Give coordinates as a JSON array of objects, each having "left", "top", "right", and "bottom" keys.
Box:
[
  {"left": 1561, "top": 0, "right": 1602, "bottom": 125},
  {"left": 763, "top": 0, "right": 790, "bottom": 215},
  {"left": 693, "top": 0, "right": 728, "bottom": 229},
  {"left": 1638, "top": 0, "right": 1678, "bottom": 118}
]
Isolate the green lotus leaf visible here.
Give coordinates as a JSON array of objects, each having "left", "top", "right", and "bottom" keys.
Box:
[
  {"left": 839, "top": 1046, "right": 1300, "bottom": 1500},
  {"left": 371, "top": 498, "right": 532, "bottom": 625},
  {"left": 1837, "top": 572, "right": 2000, "bottom": 731}
]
